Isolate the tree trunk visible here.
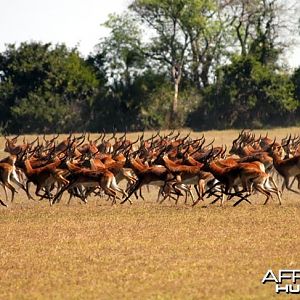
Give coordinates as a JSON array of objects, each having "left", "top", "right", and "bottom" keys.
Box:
[
  {"left": 170, "top": 64, "right": 181, "bottom": 128},
  {"left": 173, "top": 79, "right": 179, "bottom": 115},
  {"left": 200, "top": 58, "right": 211, "bottom": 88}
]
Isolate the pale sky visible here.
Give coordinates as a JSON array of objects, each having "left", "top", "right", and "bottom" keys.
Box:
[
  {"left": 0, "top": 0, "right": 300, "bottom": 68},
  {"left": 0, "top": 0, "right": 130, "bottom": 56}
]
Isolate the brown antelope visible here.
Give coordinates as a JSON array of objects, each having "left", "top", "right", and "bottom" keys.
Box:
[
  {"left": 87, "top": 152, "right": 136, "bottom": 190},
  {"left": 16, "top": 154, "right": 68, "bottom": 201},
  {"left": 4, "top": 135, "right": 36, "bottom": 156},
  {"left": 161, "top": 153, "right": 212, "bottom": 205},
  {"left": 202, "top": 158, "right": 281, "bottom": 206},
  {"left": 120, "top": 157, "right": 183, "bottom": 204},
  {"left": 268, "top": 145, "right": 300, "bottom": 194},
  {"left": 237, "top": 162, "right": 282, "bottom": 205},
  {"left": 0, "top": 155, "right": 27, "bottom": 206},
  {"left": 0, "top": 130, "right": 290, "bottom": 207},
  {"left": 52, "top": 160, "right": 128, "bottom": 205}
]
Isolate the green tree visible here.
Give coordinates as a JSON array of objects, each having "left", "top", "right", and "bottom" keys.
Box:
[
  {"left": 292, "top": 67, "right": 300, "bottom": 102},
  {"left": 179, "top": 0, "right": 223, "bottom": 88},
  {"left": 189, "top": 55, "right": 297, "bottom": 129},
  {"left": 291, "top": 67, "right": 300, "bottom": 123},
  {"left": 96, "top": 13, "right": 145, "bottom": 86},
  {"left": 0, "top": 42, "right": 98, "bottom": 133},
  {"left": 224, "top": 0, "right": 287, "bottom": 65},
  {"left": 130, "top": 0, "right": 193, "bottom": 126},
  {"left": 90, "top": 13, "right": 147, "bottom": 131}
]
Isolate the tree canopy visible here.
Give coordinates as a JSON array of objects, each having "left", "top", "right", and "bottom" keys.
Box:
[
  {"left": 0, "top": 0, "right": 300, "bottom": 134},
  {"left": 0, "top": 42, "right": 98, "bottom": 133}
]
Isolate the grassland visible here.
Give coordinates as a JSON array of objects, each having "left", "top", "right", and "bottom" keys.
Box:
[{"left": 0, "top": 128, "right": 300, "bottom": 299}]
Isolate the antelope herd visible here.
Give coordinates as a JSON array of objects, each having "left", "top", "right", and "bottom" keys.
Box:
[{"left": 0, "top": 130, "right": 300, "bottom": 208}]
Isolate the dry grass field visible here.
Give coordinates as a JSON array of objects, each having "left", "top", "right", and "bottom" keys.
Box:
[{"left": 1, "top": 128, "right": 300, "bottom": 299}]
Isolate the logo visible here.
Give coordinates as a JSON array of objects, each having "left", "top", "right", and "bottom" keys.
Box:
[{"left": 262, "top": 269, "right": 300, "bottom": 294}]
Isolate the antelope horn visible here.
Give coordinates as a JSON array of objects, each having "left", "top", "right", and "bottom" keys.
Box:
[
  {"left": 182, "top": 144, "right": 190, "bottom": 156},
  {"left": 145, "top": 133, "right": 154, "bottom": 142},
  {"left": 194, "top": 133, "right": 204, "bottom": 143},
  {"left": 101, "top": 130, "right": 106, "bottom": 142},
  {"left": 140, "top": 131, "right": 145, "bottom": 141},
  {"left": 282, "top": 134, "right": 291, "bottom": 147},
  {"left": 112, "top": 143, "right": 123, "bottom": 155},
  {"left": 29, "top": 136, "right": 38, "bottom": 146},
  {"left": 119, "top": 131, "right": 126, "bottom": 140},
  {"left": 268, "top": 137, "right": 277, "bottom": 150},
  {"left": 173, "top": 131, "right": 180, "bottom": 140},
  {"left": 94, "top": 133, "right": 102, "bottom": 144},
  {"left": 198, "top": 136, "right": 206, "bottom": 150},
  {"left": 222, "top": 145, "right": 227, "bottom": 157},
  {"left": 181, "top": 131, "right": 191, "bottom": 143},
  {"left": 108, "top": 128, "right": 116, "bottom": 142},
  {"left": 232, "top": 130, "right": 242, "bottom": 144},
  {"left": 77, "top": 132, "right": 85, "bottom": 141},
  {"left": 167, "top": 130, "right": 174, "bottom": 138},
  {"left": 206, "top": 146, "right": 215, "bottom": 160},
  {"left": 152, "top": 131, "right": 160, "bottom": 140},
  {"left": 255, "top": 134, "right": 262, "bottom": 143},
  {"left": 76, "top": 136, "right": 85, "bottom": 147},
  {"left": 204, "top": 138, "right": 215, "bottom": 148},
  {"left": 12, "top": 134, "right": 20, "bottom": 143},
  {"left": 130, "top": 135, "right": 140, "bottom": 146}
]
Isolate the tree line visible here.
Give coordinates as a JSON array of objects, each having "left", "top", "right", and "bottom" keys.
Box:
[{"left": 1, "top": 0, "right": 300, "bottom": 134}]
